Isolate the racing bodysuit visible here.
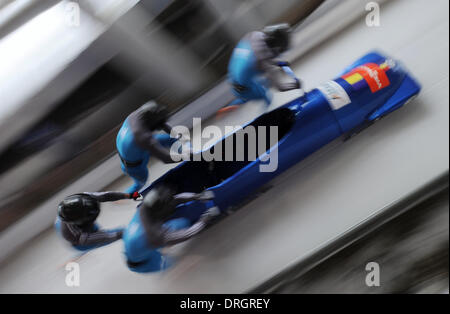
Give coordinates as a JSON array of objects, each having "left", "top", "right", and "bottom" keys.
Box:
[
  {"left": 123, "top": 190, "right": 218, "bottom": 273},
  {"left": 140, "top": 191, "right": 218, "bottom": 247},
  {"left": 116, "top": 109, "right": 186, "bottom": 193},
  {"left": 228, "top": 31, "right": 300, "bottom": 105}
]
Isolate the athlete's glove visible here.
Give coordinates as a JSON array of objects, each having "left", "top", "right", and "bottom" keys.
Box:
[
  {"left": 131, "top": 192, "right": 142, "bottom": 201},
  {"left": 277, "top": 61, "right": 290, "bottom": 67},
  {"left": 202, "top": 206, "right": 221, "bottom": 219},
  {"left": 196, "top": 190, "right": 215, "bottom": 201}
]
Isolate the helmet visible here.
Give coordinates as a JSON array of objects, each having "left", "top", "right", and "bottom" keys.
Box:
[
  {"left": 138, "top": 101, "right": 169, "bottom": 131},
  {"left": 58, "top": 194, "right": 100, "bottom": 225},
  {"left": 263, "top": 23, "right": 291, "bottom": 55},
  {"left": 142, "top": 186, "right": 175, "bottom": 221}
]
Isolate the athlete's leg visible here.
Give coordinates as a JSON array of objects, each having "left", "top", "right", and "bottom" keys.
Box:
[
  {"left": 256, "top": 76, "right": 273, "bottom": 106},
  {"left": 120, "top": 158, "right": 149, "bottom": 194},
  {"left": 123, "top": 212, "right": 196, "bottom": 273},
  {"left": 230, "top": 74, "right": 272, "bottom": 106},
  {"left": 248, "top": 77, "right": 272, "bottom": 105},
  {"left": 117, "top": 120, "right": 151, "bottom": 193},
  {"left": 123, "top": 211, "right": 169, "bottom": 273},
  {"left": 225, "top": 98, "right": 246, "bottom": 108}
]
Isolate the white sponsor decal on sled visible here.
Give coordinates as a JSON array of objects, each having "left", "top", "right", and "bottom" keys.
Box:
[{"left": 317, "top": 80, "right": 351, "bottom": 110}]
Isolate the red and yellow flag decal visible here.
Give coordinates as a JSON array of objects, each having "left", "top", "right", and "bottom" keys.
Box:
[{"left": 342, "top": 62, "right": 390, "bottom": 93}]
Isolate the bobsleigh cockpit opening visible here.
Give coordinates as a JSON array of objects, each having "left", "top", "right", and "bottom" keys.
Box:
[{"left": 155, "top": 107, "right": 295, "bottom": 194}]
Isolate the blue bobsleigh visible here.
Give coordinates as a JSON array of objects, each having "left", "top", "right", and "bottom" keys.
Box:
[{"left": 123, "top": 51, "right": 421, "bottom": 271}]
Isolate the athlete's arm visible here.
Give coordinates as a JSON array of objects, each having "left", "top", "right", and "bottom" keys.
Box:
[
  {"left": 83, "top": 191, "right": 132, "bottom": 203},
  {"left": 78, "top": 228, "right": 124, "bottom": 246},
  {"left": 162, "top": 207, "right": 220, "bottom": 246},
  {"left": 172, "top": 191, "right": 215, "bottom": 206},
  {"left": 262, "top": 59, "right": 300, "bottom": 92}
]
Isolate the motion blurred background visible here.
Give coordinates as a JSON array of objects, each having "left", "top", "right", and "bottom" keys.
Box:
[
  {"left": 0, "top": 0, "right": 448, "bottom": 293},
  {"left": 0, "top": 0, "right": 323, "bottom": 232}
]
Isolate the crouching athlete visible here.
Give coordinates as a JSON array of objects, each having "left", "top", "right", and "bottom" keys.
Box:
[
  {"left": 55, "top": 191, "right": 141, "bottom": 251},
  {"left": 123, "top": 187, "right": 219, "bottom": 273},
  {"left": 117, "top": 101, "right": 190, "bottom": 194},
  {"left": 227, "top": 23, "right": 301, "bottom": 108}
]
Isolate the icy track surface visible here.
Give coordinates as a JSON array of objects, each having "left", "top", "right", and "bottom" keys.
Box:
[{"left": 0, "top": 0, "right": 448, "bottom": 293}]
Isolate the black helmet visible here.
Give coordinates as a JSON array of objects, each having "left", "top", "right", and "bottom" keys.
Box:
[
  {"left": 58, "top": 194, "right": 100, "bottom": 225},
  {"left": 263, "top": 23, "right": 291, "bottom": 55},
  {"left": 138, "top": 101, "right": 169, "bottom": 131},
  {"left": 142, "top": 186, "right": 175, "bottom": 222}
]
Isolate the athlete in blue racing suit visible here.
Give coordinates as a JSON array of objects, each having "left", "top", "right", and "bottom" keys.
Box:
[
  {"left": 124, "top": 187, "right": 219, "bottom": 273},
  {"left": 116, "top": 102, "right": 189, "bottom": 194},
  {"left": 228, "top": 23, "right": 301, "bottom": 107}
]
